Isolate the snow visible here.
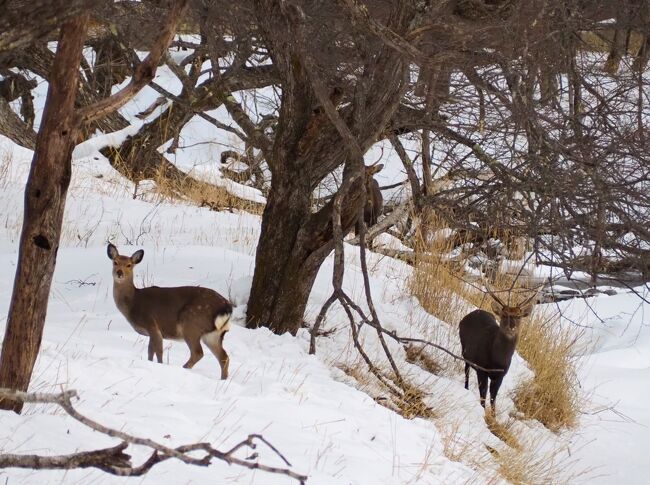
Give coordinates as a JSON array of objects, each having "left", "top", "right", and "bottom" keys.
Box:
[
  {"left": 0, "top": 136, "right": 478, "bottom": 484},
  {"left": 0, "top": 71, "right": 649, "bottom": 484}
]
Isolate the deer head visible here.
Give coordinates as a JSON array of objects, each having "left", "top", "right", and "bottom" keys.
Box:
[
  {"left": 107, "top": 243, "right": 143, "bottom": 283},
  {"left": 484, "top": 278, "right": 540, "bottom": 337}
]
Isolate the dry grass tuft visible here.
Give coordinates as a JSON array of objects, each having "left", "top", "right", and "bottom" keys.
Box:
[
  {"left": 438, "top": 418, "right": 479, "bottom": 463},
  {"left": 109, "top": 150, "right": 265, "bottom": 214},
  {"left": 491, "top": 435, "right": 588, "bottom": 485},
  {"left": 484, "top": 413, "right": 521, "bottom": 450},
  {"left": 439, "top": 417, "right": 583, "bottom": 485},
  {"left": 337, "top": 363, "right": 437, "bottom": 420},
  {"left": 391, "top": 382, "right": 437, "bottom": 420},
  {"left": 0, "top": 151, "right": 12, "bottom": 189},
  {"left": 149, "top": 164, "right": 265, "bottom": 215},
  {"left": 404, "top": 344, "right": 444, "bottom": 375},
  {"left": 409, "top": 210, "right": 479, "bottom": 326},
  {"left": 513, "top": 310, "right": 582, "bottom": 431}
]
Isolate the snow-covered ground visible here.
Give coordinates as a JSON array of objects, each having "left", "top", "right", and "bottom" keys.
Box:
[
  {"left": 0, "top": 136, "right": 483, "bottom": 484},
  {"left": 0, "top": 66, "right": 649, "bottom": 484}
]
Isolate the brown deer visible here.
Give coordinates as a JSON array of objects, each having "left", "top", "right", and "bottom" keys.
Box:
[
  {"left": 355, "top": 163, "right": 384, "bottom": 238},
  {"left": 107, "top": 243, "right": 233, "bottom": 379},
  {"left": 459, "top": 283, "right": 539, "bottom": 414}
]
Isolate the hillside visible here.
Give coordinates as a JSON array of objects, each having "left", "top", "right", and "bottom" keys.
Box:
[{"left": 0, "top": 105, "right": 649, "bottom": 483}]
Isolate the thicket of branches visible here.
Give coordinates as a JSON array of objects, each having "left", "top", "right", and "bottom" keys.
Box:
[
  {"left": 2, "top": 2, "right": 649, "bottom": 306},
  {"left": 0, "top": 0, "right": 648, "bottom": 424},
  {"left": 1, "top": 0, "right": 649, "bottom": 478}
]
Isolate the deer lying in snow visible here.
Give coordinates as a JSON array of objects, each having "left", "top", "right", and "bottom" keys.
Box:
[
  {"left": 459, "top": 281, "right": 539, "bottom": 414},
  {"left": 107, "top": 243, "right": 232, "bottom": 379}
]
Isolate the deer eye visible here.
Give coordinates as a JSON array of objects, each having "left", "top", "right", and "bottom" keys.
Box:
[{"left": 126, "top": 264, "right": 132, "bottom": 268}]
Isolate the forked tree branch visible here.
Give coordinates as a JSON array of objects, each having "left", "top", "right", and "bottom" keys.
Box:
[{"left": 0, "top": 388, "right": 307, "bottom": 483}]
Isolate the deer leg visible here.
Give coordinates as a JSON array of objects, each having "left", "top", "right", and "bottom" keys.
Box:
[
  {"left": 148, "top": 327, "right": 163, "bottom": 363},
  {"left": 202, "top": 330, "right": 229, "bottom": 380},
  {"left": 182, "top": 328, "right": 204, "bottom": 369},
  {"left": 489, "top": 374, "right": 504, "bottom": 415},
  {"left": 147, "top": 338, "right": 154, "bottom": 361},
  {"left": 476, "top": 371, "right": 488, "bottom": 408},
  {"left": 464, "top": 363, "right": 470, "bottom": 390}
]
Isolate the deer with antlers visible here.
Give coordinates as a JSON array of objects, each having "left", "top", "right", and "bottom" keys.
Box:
[{"left": 459, "top": 281, "right": 539, "bottom": 414}]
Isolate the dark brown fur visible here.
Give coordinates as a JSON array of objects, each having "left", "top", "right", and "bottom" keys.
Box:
[
  {"left": 355, "top": 164, "right": 384, "bottom": 236},
  {"left": 459, "top": 302, "right": 532, "bottom": 413}
]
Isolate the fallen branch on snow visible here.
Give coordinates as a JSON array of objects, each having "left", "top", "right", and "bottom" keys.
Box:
[{"left": 0, "top": 388, "right": 307, "bottom": 483}]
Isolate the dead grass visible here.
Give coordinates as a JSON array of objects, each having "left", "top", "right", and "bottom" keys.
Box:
[
  {"left": 513, "top": 309, "right": 582, "bottom": 432},
  {"left": 438, "top": 417, "right": 481, "bottom": 464},
  {"left": 404, "top": 344, "right": 444, "bottom": 375},
  {"left": 0, "top": 150, "right": 11, "bottom": 189},
  {"left": 579, "top": 30, "right": 646, "bottom": 55},
  {"left": 409, "top": 210, "right": 479, "bottom": 327},
  {"left": 491, "top": 435, "right": 588, "bottom": 485},
  {"left": 392, "top": 382, "right": 438, "bottom": 420},
  {"left": 152, "top": 167, "right": 264, "bottom": 215},
  {"left": 337, "top": 363, "right": 437, "bottom": 420},
  {"left": 484, "top": 413, "right": 521, "bottom": 450},
  {"left": 110, "top": 150, "right": 265, "bottom": 215},
  {"left": 438, "top": 415, "right": 584, "bottom": 485}
]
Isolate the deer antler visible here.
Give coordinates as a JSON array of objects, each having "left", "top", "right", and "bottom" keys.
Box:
[
  {"left": 517, "top": 283, "right": 544, "bottom": 308},
  {"left": 482, "top": 275, "right": 544, "bottom": 309},
  {"left": 482, "top": 275, "right": 507, "bottom": 308}
]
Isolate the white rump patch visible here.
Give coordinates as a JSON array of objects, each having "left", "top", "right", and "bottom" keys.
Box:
[{"left": 214, "top": 312, "right": 231, "bottom": 332}]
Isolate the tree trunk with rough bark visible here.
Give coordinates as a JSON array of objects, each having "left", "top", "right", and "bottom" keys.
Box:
[
  {"left": 0, "top": 0, "right": 189, "bottom": 413},
  {"left": 0, "top": 14, "right": 89, "bottom": 413},
  {"left": 244, "top": 0, "right": 413, "bottom": 335},
  {"left": 246, "top": 166, "right": 373, "bottom": 334},
  {"left": 245, "top": 172, "right": 314, "bottom": 334}
]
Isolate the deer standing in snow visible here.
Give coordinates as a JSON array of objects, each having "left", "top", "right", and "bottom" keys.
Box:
[
  {"left": 459, "top": 282, "right": 539, "bottom": 414},
  {"left": 107, "top": 243, "right": 232, "bottom": 379},
  {"left": 354, "top": 163, "right": 384, "bottom": 241}
]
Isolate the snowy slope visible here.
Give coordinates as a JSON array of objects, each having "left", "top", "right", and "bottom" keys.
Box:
[
  {"left": 0, "top": 137, "right": 481, "bottom": 484},
  {"left": 0, "top": 67, "right": 649, "bottom": 484}
]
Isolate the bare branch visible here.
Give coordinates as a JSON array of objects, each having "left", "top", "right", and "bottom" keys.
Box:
[
  {"left": 222, "top": 94, "right": 273, "bottom": 155},
  {"left": 347, "top": 198, "right": 412, "bottom": 246},
  {"left": 0, "top": 388, "right": 307, "bottom": 483},
  {"left": 336, "top": 0, "right": 449, "bottom": 68},
  {"left": 148, "top": 81, "right": 248, "bottom": 140},
  {"left": 77, "top": 0, "right": 189, "bottom": 124}
]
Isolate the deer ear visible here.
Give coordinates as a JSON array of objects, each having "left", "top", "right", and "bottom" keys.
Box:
[
  {"left": 520, "top": 304, "right": 533, "bottom": 317},
  {"left": 107, "top": 243, "right": 118, "bottom": 260},
  {"left": 367, "top": 163, "right": 384, "bottom": 176},
  {"left": 491, "top": 300, "right": 503, "bottom": 315},
  {"left": 131, "top": 249, "right": 144, "bottom": 264}
]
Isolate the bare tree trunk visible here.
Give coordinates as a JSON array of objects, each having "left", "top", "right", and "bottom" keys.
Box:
[
  {"left": 247, "top": 167, "right": 371, "bottom": 334},
  {"left": 246, "top": 172, "right": 315, "bottom": 334},
  {"left": 0, "top": 14, "right": 89, "bottom": 413},
  {"left": 0, "top": 0, "right": 188, "bottom": 413}
]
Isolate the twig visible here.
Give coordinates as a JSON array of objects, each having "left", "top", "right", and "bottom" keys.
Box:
[
  {"left": 357, "top": 205, "right": 404, "bottom": 385},
  {"left": 148, "top": 81, "right": 247, "bottom": 140},
  {"left": 309, "top": 293, "right": 338, "bottom": 355},
  {"left": 0, "top": 388, "right": 307, "bottom": 482},
  {"left": 77, "top": 0, "right": 189, "bottom": 124}
]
